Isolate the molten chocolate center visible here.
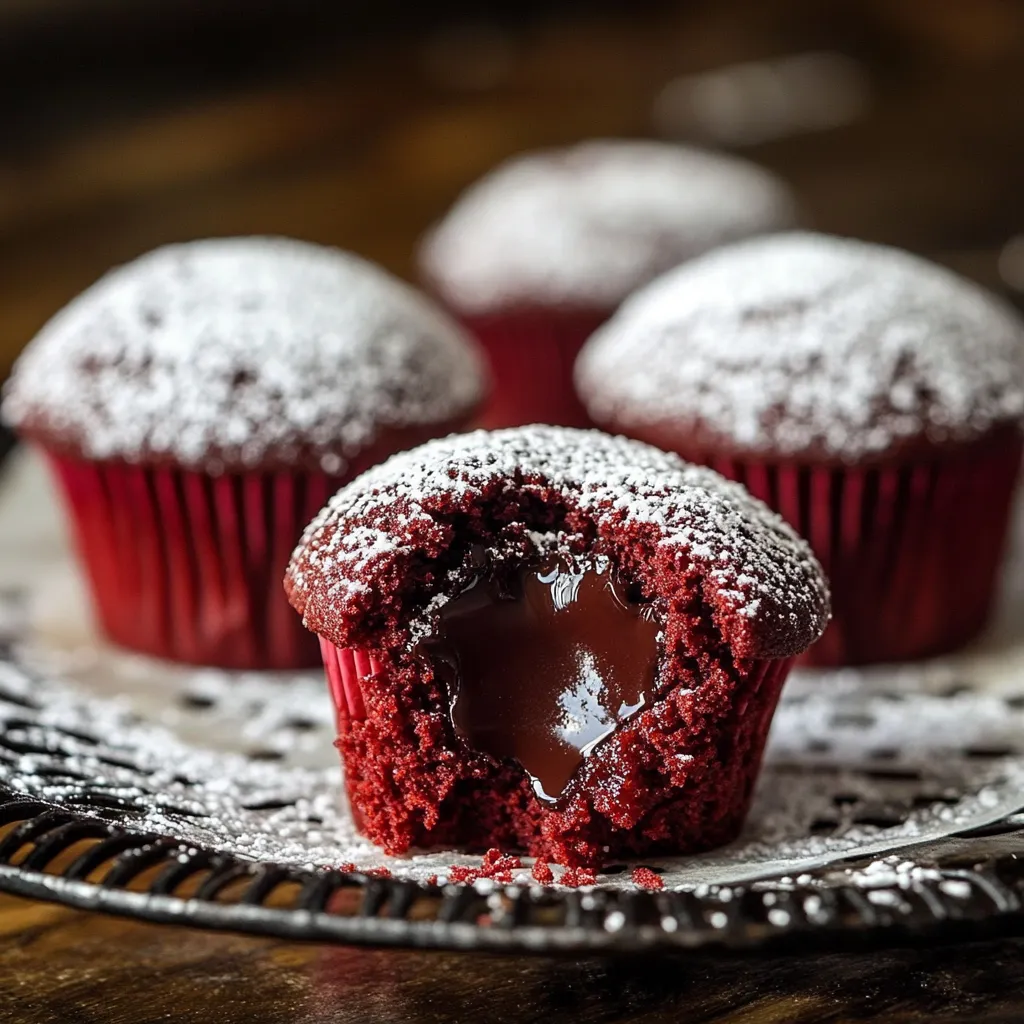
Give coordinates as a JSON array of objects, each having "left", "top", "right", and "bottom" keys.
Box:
[{"left": 425, "top": 555, "right": 660, "bottom": 802}]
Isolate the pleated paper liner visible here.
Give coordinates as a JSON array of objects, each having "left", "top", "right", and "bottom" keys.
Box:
[
  {"left": 707, "top": 432, "right": 1024, "bottom": 666},
  {"left": 320, "top": 639, "right": 381, "bottom": 732},
  {"left": 461, "top": 308, "right": 608, "bottom": 428},
  {"left": 319, "top": 638, "right": 794, "bottom": 861},
  {"left": 47, "top": 452, "right": 342, "bottom": 670}
]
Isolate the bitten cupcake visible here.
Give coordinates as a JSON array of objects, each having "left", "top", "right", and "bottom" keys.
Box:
[
  {"left": 286, "top": 427, "right": 828, "bottom": 867},
  {"left": 3, "top": 237, "right": 487, "bottom": 670},
  {"left": 576, "top": 232, "right": 1024, "bottom": 666},
  {"left": 418, "top": 140, "right": 798, "bottom": 429}
]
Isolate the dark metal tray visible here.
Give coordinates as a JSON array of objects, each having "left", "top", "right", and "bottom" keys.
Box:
[{"left": 3, "top": 645, "right": 1024, "bottom": 956}]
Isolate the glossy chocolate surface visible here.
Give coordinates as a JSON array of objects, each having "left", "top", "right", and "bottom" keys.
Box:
[{"left": 425, "top": 555, "right": 660, "bottom": 802}]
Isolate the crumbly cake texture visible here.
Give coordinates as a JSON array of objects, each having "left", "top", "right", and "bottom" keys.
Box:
[
  {"left": 286, "top": 427, "right": 828, "bottom": 659},
  {"left": 287, "top": 427, "right": 828, "bottom": 866},
  {"left": 418, "top": 140, "right": 798, "bottom": 315},
  {"left": 576, "top": 232, "right": 1024, "bottom": 462},
  {"left": 3, "top": 237, "right": 487, "bottom": 474}
]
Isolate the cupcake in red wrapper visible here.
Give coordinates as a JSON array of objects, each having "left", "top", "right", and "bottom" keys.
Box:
[
  {"left": 417, "top": 141, "right": 798, "bottom": 429},
  {"left": 285, "top": 427, "right": 828, "bottom": 867},
  {"left": 2, "top": 237, "right": 487, "bottom": 670},
  {"left": 576, "top": 232, "right": 1024, "bottom": 666}
]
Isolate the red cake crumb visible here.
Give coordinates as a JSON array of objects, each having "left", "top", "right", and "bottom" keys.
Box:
[
  {"left": 336, "top": 862, "right": 357, "bottom": 873},
  {"left": 561, "top": 867, "right": 598, "bottom": 888},
  {"left": 482, "top": 849, "right": 522, "bottom": 871},
  {"left": 426, "top": 875, "right": 439, "bottom": 887},
  {"left": 478, "top": 848, "right": 523, "bottom": 883},
  {"left": 364, "top": 866, "right": 392, "bottom": 879},
  {"left": 443, "top": 851, "right": 525, "bottom": 886},
  {"left": 532, "top": 859, "right": 555, "bottom": 885},
  {"left": 631, "top": 867, "right": 665, "bottom": 890},
  {"left": 288, "top": 428, "right": 828, "bottom": 868}
]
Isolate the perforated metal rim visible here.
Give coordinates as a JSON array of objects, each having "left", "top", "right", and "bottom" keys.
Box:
[
  {"left": 4, "top": 644, "right": 1024, "bottom": 955},
  {"left": 3, "top": 544, "right": 1024, "bottom": 955},
  {"left": 4, "top": 783, "right": 1024, "bottom": 954}
]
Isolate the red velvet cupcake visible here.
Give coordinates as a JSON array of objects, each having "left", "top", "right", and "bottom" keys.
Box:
[
  {"left": 576, "top": 232, "right": 1024, "bottom": 666},
  {"left": 2, "top": 237, "right": 487, "bottom": 670},
  {"left": 285, "top": 427, "right": 828, "bottom": 867},
  {"left": 417, "top": 140, "right": 798, "bottom": 429}
]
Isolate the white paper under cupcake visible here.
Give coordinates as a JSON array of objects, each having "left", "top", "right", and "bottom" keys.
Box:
[{"left": 3, "top": 449, "right": 1024, "bottom": 891}]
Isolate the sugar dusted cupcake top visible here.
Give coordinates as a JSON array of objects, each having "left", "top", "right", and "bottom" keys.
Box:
[
  {"left": 576, "top": 232, "right": 1024, "bottom": 461},
  {"left": 3, "top": 237, "right": 487, "bottom": 474},
  {"left": 286, "top": 426, "right": 829, "bottom": 659},
  {"left": 418, "top": 140, "right": 798, "bottom": 315}
]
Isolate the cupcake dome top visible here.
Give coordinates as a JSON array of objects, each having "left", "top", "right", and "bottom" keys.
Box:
[
  {"left": 418, "top": 140, "right": 798, "bottom": 314},
  {"left": 576, "top": 232, "right": 1024, "bottom": 461},
  {"left": 286, "top": 426, "right": 829, "bottom": 659},
  {"left": 3, "top": 237, "right": 487, "bottom": 474}
]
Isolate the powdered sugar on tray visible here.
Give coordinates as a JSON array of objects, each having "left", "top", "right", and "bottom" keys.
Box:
[
  {"left": 419, "top": 141, "right": 798, "bottom": 314},
  {"left": 5, "top": 615, "right": 1024, "bottom": 890},
  {"left": 2, "top": 237, "right": 486, "bottom": 474},
  {"left": 576, "top": 232, "right": 1024, "bottom": 459},
  {"left": 4, "top": 448, "right": 1024, "bottom": 891},
  {"left": 286, "top": 427, "right": 829, "bottom": 658}
]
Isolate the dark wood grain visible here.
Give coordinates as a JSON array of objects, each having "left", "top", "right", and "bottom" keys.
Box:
[
  {"left": 1, "top": 0, "right": 1022, "bottom": 376},
  {"left": 3, "top": 892, "right": 1024, "bottom": 1024}
]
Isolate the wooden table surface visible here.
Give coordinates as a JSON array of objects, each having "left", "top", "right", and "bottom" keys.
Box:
[
  {"left": 3, "top": 1, "right": 1024, "bottom": 1020},
  {"left": 2, "top": 0, "right": 1023, "bottom": 377},
  {"left": 2, "top": 891, "right": 1024, "bottom": 1024}
]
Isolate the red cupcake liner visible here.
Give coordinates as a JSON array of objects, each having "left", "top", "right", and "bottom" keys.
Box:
[
  {"left": 461, "top": 308, "right": 609, "bottom": 429},
  {"left": 320, "top": 638, "right": 383, "bottom": 732},
  {"left": 319, "top": 638, "right": 793, "bottom": 863},
  {"left": 707, "top": 435, "right": 1023, "bottom": 666},
  {"left": 46, "top": 452, "right": 341, "bottom": 670}
]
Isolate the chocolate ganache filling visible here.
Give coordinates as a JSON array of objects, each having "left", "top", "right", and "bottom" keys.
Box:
[{"left": 424, "top": 554, "right": 661, "bottom": 802}]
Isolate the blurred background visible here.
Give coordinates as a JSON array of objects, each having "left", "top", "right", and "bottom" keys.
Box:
[{"left": 1, "top": 0, "right": 1023, "bottom": 384}]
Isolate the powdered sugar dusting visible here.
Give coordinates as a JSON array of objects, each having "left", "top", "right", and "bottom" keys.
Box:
[
  {"left": 3, "top": 237, "right": 487, "bottom": 473},
  {"left": 6, "top": 627, "right": 1024, "bottom": 891},
  {"left": 419, "top": 141, "right": 798, "bottom": 314},
  {"left": 286, "top": 426, "right": 828, "bottom": 658},
  {"left": 5, "top": 449, "right": 1024, "bottom": 892},
  {"left": 577, "top": 232, "right": 1024, "bottom": 459}
]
